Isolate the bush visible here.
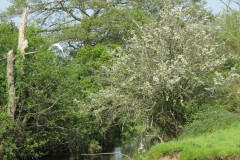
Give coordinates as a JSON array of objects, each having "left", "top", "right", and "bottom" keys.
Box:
[
  {"left": 0, "top": 112, "right": 17, "bottom": 160},
  {"left": 181, "top": 109, "right": 240, "bottom": 138}
]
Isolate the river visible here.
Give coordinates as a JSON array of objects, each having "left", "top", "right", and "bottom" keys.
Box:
[{"left": 44, "top": 136, "right": 158, "bottom": 160}]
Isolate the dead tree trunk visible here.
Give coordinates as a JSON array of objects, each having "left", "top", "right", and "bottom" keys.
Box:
[
  {"left": 18, "top": 9, "right": 29, "bottom": 57},
  {"left": 6, "top": 8, "right": 29, "bottom": 120},
  {"left": 7, "top": 50, "right": 16, "bottom": 119}
]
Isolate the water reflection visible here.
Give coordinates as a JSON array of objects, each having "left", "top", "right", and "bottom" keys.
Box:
[
  {"left": 44, "top": 136, "right": 159, "bottom": 160},
  {"left": 82, "top": 137, "right": 156, "bottom": 160},
  {"left": 114, "top": 147, "right": 122, "bottom": 160}
]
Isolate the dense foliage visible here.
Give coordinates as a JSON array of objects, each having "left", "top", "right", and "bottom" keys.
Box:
[
  {"left": 82, "top": 2, "right": 236, "bottom": 139},
  {"left": 0, "top": 0, "right": 239, "bottom": 159}
]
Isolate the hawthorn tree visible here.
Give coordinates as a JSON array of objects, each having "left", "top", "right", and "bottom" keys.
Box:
[{"left": 82, "top": 1, "right": 238, "bottom": 139}]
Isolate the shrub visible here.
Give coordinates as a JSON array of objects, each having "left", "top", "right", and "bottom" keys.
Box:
[{"left": 181, "top": 109, "right": 240, "bottom": 138}]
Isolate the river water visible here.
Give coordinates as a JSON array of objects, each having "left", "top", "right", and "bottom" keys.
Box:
[
  {"left": 44, "top": 149, "right": 130, "bottom": 160},
  {"left": 45, "top": 137, "right": 158, "bottom": 160}
]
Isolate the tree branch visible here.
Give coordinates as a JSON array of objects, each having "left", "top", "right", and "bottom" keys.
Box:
[{"left": 59, "top": 2, "right": 82, "bottom": 21}]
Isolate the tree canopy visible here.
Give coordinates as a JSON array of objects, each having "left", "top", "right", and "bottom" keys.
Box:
[{"left": 0, "top": 0, "right": 240, "bottom": 159}]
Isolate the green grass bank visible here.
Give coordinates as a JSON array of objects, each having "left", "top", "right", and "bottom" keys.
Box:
[{"left": 139, "top": 124, "right": 240, "bottom": 160}]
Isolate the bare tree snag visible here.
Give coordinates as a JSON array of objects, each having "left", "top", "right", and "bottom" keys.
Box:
[
  {"left": 7, "top": 9, "right": 29, "bottom": 120},
  {"left": 7, "top": 50, "right": 17, "bottom": 119},
  {"left": 18, "top": 8, "right": 29, "bottom": 58}
]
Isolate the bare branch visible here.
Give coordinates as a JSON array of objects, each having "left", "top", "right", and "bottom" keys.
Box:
[
  {"left": 59, "top": 2, "right": 82, "bottom": 21},
  {"left": 219, "top": 0, "right": 234, "bottom": 10}
]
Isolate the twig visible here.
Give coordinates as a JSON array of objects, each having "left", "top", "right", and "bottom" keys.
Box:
[
  {"left": 232, "top": 0, "right": 240, "bottom": 6},
  {"left": 145, "top": 135, "right": 165, "bottom": 143},
  {"left": 81, "top": 152, "right": 133, "bottom": 160},
  {"left": 219, "top": 0, "right": 234, "bottom": 11},
  {"left": 24, "top": 51, "right": 36, "bottom": 55}
]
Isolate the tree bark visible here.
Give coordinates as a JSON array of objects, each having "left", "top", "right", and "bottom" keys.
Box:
[
  {"left": 7, "top": 9, "right": 29, "bottom": 120},
  {"left": 18, "top": 9, "right": 29, "bottom": 58},
  {"left": 7, "top": 50, "right": 16, "bottom": 119}
]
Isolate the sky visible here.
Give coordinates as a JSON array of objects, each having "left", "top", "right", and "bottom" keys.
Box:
[
  {"left": 0, "top": 0, "right": 227, "bottom": 13},
  {"left": 0, "top": 0, "right": 239, "bottom": 17},
  {"left": 205, "top": 0, "right": 239, "bottom": 12},
  {"left": 0, "top": 0, "right": 10, "bottom": 11}
]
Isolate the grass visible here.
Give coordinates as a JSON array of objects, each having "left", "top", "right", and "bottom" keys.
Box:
[{"left": 139, "top": 124, "right": 240, "bottom": 160}]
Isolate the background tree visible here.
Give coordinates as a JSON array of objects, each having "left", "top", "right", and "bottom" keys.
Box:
[
  {"left": 0, "top": 23, "right": 120, "bottom": 160},
  {"left": 0, "top": 21, "right": 18, "bottom": 160},
  {"left": 2, "top": 0, "right": 210, "bottom": 51},
  {"left": 0, "top": 22, "right": 18, "bottom": 107},
  {"left": 2, "top": 0, "right": 149, "bottom": 49},
  {"left": 218, "top": 10, "right": 240, "bottom": 55}
]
